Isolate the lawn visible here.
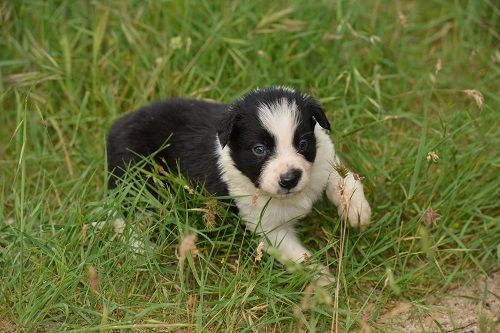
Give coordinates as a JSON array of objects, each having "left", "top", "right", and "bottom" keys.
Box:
[{"left": 1, "top": 0, "right": 499, "bottom": 331}]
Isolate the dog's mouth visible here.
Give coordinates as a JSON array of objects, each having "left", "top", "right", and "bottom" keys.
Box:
[
  {"left": 268, "top": 188, "right": 301, "bottom": 199},
  {"left": 256, "top": 176, "right": 309, "bottom": 199}
]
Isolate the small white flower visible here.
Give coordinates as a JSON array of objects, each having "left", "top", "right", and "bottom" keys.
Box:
[{"left": 426, "top": 151, "right": 439, "bottom": 162}]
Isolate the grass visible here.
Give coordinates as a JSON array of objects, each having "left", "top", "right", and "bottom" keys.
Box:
[{"left": 0, "top": 0, "right": 499, "bottom": 331}]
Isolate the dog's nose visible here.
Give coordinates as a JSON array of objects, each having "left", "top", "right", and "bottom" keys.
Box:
[{"left": 279, "top": 169, "right": 302, "bottom": 190}]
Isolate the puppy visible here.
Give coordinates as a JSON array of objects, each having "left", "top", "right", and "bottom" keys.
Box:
[{"left": 107, "top": 87, "right": 371, "bottom": 271}]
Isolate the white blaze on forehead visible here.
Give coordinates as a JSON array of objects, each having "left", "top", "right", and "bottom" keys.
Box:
[
  {"left": 257, "top": 98, "right": 300, "bottom": 152},
  {"left": 257, "top": 97, "right": 312, "bottom": 195}
]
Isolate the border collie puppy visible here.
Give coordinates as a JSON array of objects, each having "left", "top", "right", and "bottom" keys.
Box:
[{"left": 107, "top": 87, "right": 371, "bottom": 270}]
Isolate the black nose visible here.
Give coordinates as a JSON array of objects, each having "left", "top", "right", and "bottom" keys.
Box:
[{"left": 279, "top": 169, "right": 302, "bottom": 190}]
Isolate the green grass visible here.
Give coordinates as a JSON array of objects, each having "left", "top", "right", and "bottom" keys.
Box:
[{"left": 1, "top": 0, "right": 499, "bottom": 331}]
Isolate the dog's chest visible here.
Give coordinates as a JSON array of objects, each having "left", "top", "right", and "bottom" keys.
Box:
[{"left": 234, "top": 190, "right": 318, "bottom": 232}]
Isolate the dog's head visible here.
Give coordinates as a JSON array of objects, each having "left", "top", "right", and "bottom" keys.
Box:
[{"left": 218, "top": 87, "right": 330, "bottom": 197}]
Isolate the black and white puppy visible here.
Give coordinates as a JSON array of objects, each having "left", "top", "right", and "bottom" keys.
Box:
[{"left": 107, "top": 87, "right": 371, "bottom": 267}]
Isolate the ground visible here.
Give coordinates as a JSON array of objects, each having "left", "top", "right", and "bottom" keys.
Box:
[
  {"left": 378, "top": 270, "right": 499, "bottom": 332},
  {"left": 0, "top": 0, "right": 499, "bottom": 332}
]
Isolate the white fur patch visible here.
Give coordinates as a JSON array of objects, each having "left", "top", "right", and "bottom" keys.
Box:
[{"left": 257, "top": 98, "right": 311, "bottom": 195}]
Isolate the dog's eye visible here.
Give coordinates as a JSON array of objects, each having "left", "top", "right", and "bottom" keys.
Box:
[
  {"left": 298, "top": 139, "right": 308, "bottom": 151},
  {"left": 252, "top": 144, "right": 268, "bottom": 156}
]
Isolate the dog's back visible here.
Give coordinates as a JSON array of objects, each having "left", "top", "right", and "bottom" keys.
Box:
[{"left": 106, "top": 99, "right": 229, "bottom": 195}]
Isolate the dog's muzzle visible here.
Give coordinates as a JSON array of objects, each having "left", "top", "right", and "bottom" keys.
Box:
[{"left": 278, "top": 168, "right": 302, "bottom": 190}]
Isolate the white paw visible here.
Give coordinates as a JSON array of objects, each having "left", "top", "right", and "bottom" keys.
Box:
[
  {"left": 307, "top": 263, "right": 335, "bottom": 286},
  {"left": 316, "top": 272, "right": 335, "bottom": 287},
  {"left": 342, "top": 195, "right": 372, "bottom": 229},
  {"left": 316, "top": 274, "right": 335, "bottom": 287},
  {"left": 327, "top": 172, "right": 372, "bottom": 229}
]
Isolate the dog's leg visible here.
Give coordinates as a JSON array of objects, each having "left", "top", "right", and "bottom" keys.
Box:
[
  {"left": 325, "top": 157, "right": 372, "bottom": 229},
  {"left": 260, "top": 225, "right": 334, "bottom": 286},
  {"left": 263, "top": 225, "right": 311, "bottom": 263}
]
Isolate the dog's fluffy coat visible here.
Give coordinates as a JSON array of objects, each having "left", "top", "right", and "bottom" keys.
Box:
[{"left": 107, "top": 87, "right": 371, "bottom": 266}]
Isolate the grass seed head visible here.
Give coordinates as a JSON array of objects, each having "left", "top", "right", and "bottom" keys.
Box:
[
  {"left": 255, "top": 241, "right": 264, "bottom": 262},
  {"left": 463, "top": 89, "right": 484, "bottom": 109},
  {"left": 178, "top": 233, "right": 198, "bottom": 267},
  {"left": 80, "top": 224, "right": 89, "bottom": 240},
  {"left": 398, "top": 12, "right": 409, "bottom": 28},
  {"left": 183, "top": 184, "right": 195, "bottom": 194},
  {"left": 203, "top": 199, "right": 218, "bottom": 228},
  {"left": 156, "top": 163, "right": 169, "bottom": 177},
  {"left": 423, "top": 207, "right": 440, "bottom": 226},
  {"left": 426, "top": 151, "right": 439, "bottom": 162},
  {"left": 186, "top": 294, "right": 197, "bottom": 312},
  {"left": 333, "top": 162, "right": 349, "bottom": 179},
  {"left": 435, "top": 58, "right": 442, "bottom": 75},
  {"left": 384, "top": 267, "right": 401, "bottom": 295},
  {"left": 87, "top": 265, "right": 99, "bottom": 295}
]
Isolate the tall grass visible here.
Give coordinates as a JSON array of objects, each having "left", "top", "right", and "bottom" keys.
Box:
[{"left": 1, "top": 0, "right": 499, "bottom": 331}]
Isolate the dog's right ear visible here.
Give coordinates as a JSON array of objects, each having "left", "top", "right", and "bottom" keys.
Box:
[{"left": 217, "top": 108, "right": 239, "bottom": 148}]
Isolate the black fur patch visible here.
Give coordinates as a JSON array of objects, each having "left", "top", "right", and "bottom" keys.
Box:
[
  {"left": 107, "top": 99, "right": 230, "bottom": 196},
  {"left": 106, "top": 87, "right": 329, "bottom": 195},
  {"left": 226, "top": 107, "right": 276, "bottom": 187},
  {"left": 294, "top": 118, "right": 317, "bottom": 163}
]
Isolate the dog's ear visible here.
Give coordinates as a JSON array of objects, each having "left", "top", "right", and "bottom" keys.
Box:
[
  {"left": 309, "top": 101, "right": 331, "bottom": 131},
  {"left": 217, "top": 108, "right": 239, "bottom": 148}
]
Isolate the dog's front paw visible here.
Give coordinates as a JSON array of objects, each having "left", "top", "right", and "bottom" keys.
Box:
[
  {"left": 307, "top": 263, "right": 335, "bottom": 287},
  {"left": 316, "top": 272, "right": 335, "bottom": 287},
  {"left": 327, "top": 173, "right": 373, "bottom": 229},
  {"left": 341, "top": 195, "right": 372, "bottom": 229}
]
